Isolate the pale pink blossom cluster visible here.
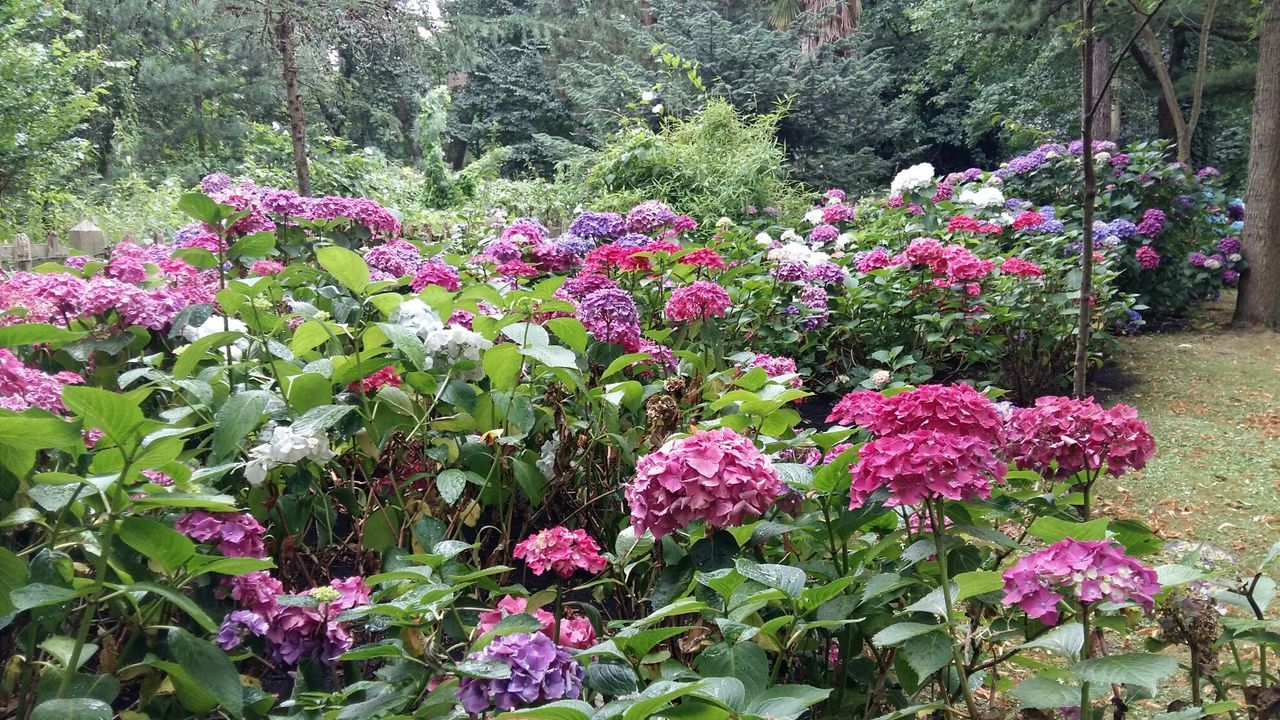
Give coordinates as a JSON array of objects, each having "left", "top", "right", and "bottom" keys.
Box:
[
  {"left": 740, "top": 353, "right": 802, "bottom": 387},
  {"left": 1004, "top": 396, "right": 1155, "bottom": 478},
  {"left": 1001, "top": 539, "right": 1160, "bottom": 625},
  {"left": 513, "top": 527, "right": 608, "bottom": 578},
  {"left": 626, "top": 428, "right": 785, "bottom": 538}
]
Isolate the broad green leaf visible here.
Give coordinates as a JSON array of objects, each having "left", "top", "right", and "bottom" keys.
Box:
[
  {"left": 545, "top": 318, "right": 588, "bottom": 352},
  {"left": 316, "top": 245, "right": 371, "bottom": 293},
  {"left": 483, "top": 343, "right": 522, "bottom": 390},
  {"left": 692, "top": 642, "right": 769, "bottom": 700},
  {"left": 0, "top": 547, "right": 29, "bottom": 615},
  {"left": 211, "top": 391, "right": 268, "bottom": 462},
  {"left": 1021, "top": 622, "right": 1084, "bottom": 661},
  {"left": 0, "top": 414, "right": 81, "bottom": 450},
  {"left": 495, "top": 701, "right": 595, "bottom": 720},
  {"left": 377, "top": 322, "right": 429, "bottom": 371},
  {"left": 586, "top": 662, "right": 639, "bottom": 696},
  {"left": 735, "top": 558, "right": 805, "bottom": 598},
  {"left": 292, "top": 404, "right": 353, "bottom": 435},
  {"left": 0, "top": 323, "right": 83, "bottom": 347},
  {"left": 30, "top": 698, "right": 113, "bottom": 720},
  {"left": 11, "top": 583, "right": 84, "bottom": 612},
  {"left": 1071, "top": 653, "right": 1178, "bottom": 693},
  {"left": 1010, "top": 677, "right": 1099, "bottom": 709},
  {"left": 172, "top": 330, "right": 243, "bottom": 379},
  {"left": 871, "top": 622, "right": 943, "bottom": 648},
  {"left": 435, "top": 468, "right": 467, "bottom": 505},
  {"left": 623, "top": 680, "right": 710, "bottom": 720},
  {"left": 1028, "top": 517, "right": 1109, "bottom": 544},
  {"left": 177, "top": 192, "right": 222, "bottom": 223},
  {"left": 118, "top": 517, "right": 195, "bottom": 572},
  {"left": 743, "top": 685, "right": 833, "bottom": 720},
  {"left": 61, "top": 386, "right": 144, "bottom": 442},
  {"left": 953, "top": 570, "right": 1004, "bottom": 600},
  {"left": 168, "top": 628, "right": 244, "bottom": 718},
  {"left": 903, "top": 630, "right": 952, "bottom": 680},
  {"left": 227, "top": 231, "right": 275, "bottom": 259}
]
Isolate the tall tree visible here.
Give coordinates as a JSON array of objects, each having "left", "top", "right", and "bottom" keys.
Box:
[
  {"left": 1128, "top": 0, "right": 1219, "bottom": 162},
  {"left": 1233, "top": 0, "right": 1280, "bottom": 327},
  {"left": 766, "top": 0, "right": 862, "bottom": 52}
]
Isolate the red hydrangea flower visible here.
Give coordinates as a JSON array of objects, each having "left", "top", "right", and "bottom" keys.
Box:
[
  {"left": 678, "top": 248, "right": 726, "bottom": 270},
  {"left": 348, "top": 366, "right": 402, "bottom": 393},
  {"left": 513, "top": 527, "right": 608, "bottom": 578},
  {"left": 1012, "top": 211, "right": 1046, "bottom": 230},
  {"left": 626, "top": 428, "right": 785, "bottom": 539},
  {"left": 1004, "top": 396, "right": 1155, "bottom": 478}
]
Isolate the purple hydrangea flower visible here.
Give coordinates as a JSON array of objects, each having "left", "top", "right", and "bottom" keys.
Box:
[
  {"left": 456, "top": 633, "right": 584, "bottom": 714},
  {"left": 568, "top": 211, "right": 625, "bottom": 241},
  {"left": 613, "top": 233, "right": 652, "bottom": 249},
  {"left": 1218, "top": 236, "right": 1241, "bottom": 254},
  {"left": 626, "top": 200, "right": 678, "bottom": 234},
  {"left": 578, "top": 288, "right": 640, "bottom": 349}
]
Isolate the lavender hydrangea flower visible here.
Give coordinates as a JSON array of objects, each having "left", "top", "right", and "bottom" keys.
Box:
[
  {"left": 1218, "top": 236, "right": 1241, "bottom": 254},
  {"left": 456, "top": 633, "right": 584, "bottom": 714},
  {"left": 578, "top": 288, "right": 641, "bottom": 349},
  {"left": 626, "top": 200, "right": 678, "bottom": 233},
  {"left": 568, "top": 211, "right": 625, "bottom": 241},
  {"left": 613, "top": 232, "right": 652, "bottom": 249}
]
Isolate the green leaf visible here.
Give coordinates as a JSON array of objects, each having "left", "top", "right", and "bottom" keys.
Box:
[
  {"left": 545, "top": 318, "right": 588, "bottom": 352},
  {"left": 168, "top": 628, "right": 244, "bottom": 718},
  {"left": 118, "top": 517, "right": 195, "bottom": 572},
  {"left": 211, "top": 391, "right": 268, "bottom": 462},
  {"left": 1011, "top": 677, "right": 1098, "bottom": 709},
  {"left": 617, "top": 626, "right": 697, "bottom": 657},
  {"left": 1021, "top": 622, "right": 1084, "bottom": 661},
  {"left": 483, "top": 343, "right": 523, "bottom": 390},
  {"left": 290, "top": 320, "right": 332, "bottom": 355},
  {"left": 735, "top": 558, "right": 805, "bottom": 598},
  {"left": 813, "top": 445, "right": 858, "bottom": 494},
  {"left": 0, "top": 323, "right": 83, "bottom": 347},
  {"left": 494, "top": 701, "right": 595, "bottom": 720},
  {"left": 0, "top": 547, "right": 29, "bottom": 616},
  {"left": 39, "top": 636, "right": 97, "bottom": 670},
  {"left": 692, "top": 642, "right": 769, "bottom": 700},
  {"left": 177, "top": 192, "right": 222, "bottom": 223},
  {"left": 11, "top": 583, "right": 84, "bottom": 611},
  {"left": 130, "top": 583, "right": 220, "bottom": 634},
  {"left": 586, "top": 662, "right": 639, "bottom": 696},
  {"left": 521, "top": 344, "right": 580, "bottom": 369},
  {"left": 0, "top": 413, "right": 82, "bottom": 450},
  {"left": 953, "top": 570, "right": 1004, "bottom": 600},
  {"left": 316, "top": 245, "right": 371, "bottom": 293},
  {"left": 172, "top": 330, "right": 243, "bottom": 379},
  {"left": 601, "top": 352, "right": 651, "bottom": 379},
  {"left": 1072, "top": 653, "right": 1178, "bottom": 693},
  {"left": 623, "top": 680, "right": 710, "bottom": 720},
  {"left": 1028, "top": 517, "right": 1109, "bottom": 544},
  {"left": 501, "top": 322, "right": 550, "bottom": 347},
  {"left": 292, "top": 404, "right": 353, "bottom": 436},
  {"left": 435, "top": 468, "right": 467, "bottom": 505},
  {"left": 227, "top": 231, "right": 275, "bottom": 259},
  {"left": 285, "top": 373, "right": 332, "bottom": 413},
  {"left": 871, "top": 622, "right": 942, "bottom": 648},
  {"left": 903, "top": 631, "right": 952, "bottom": 680},
  {"left": 378, "top": 322, "right": 428, "bottom": 371},
  {"left": 743, "top": 685, "right": 833, "bottom": 720},
  {"left": 30, "top": 698, "right": 113, "bottom": 720},
  {"left": 61, "top": 386, "right": 144, "bottom": 442}
]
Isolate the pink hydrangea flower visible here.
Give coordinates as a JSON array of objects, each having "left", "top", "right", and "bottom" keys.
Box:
[
  {"left": 664, "top": 280, "right": 731, "bottom": 322},
  {"left": 1004, "top": 396, "right": 1155, "bottom": 478},
  {"left": 513, "top": 527, "right": 608, "bottom": 578},
  {"left": 1001, "top": 257, "right": 1044, "bottom": 278},
  {"left": 861, "top": 384, "right": 1005, "bottom": 444},
  {"left": 827, "top": 390, "right": 888, "bottom": 427},
  {"left": 626, "top": 428, "right": 785, "bottom": 538},
  {"left": 1136, "top": 245, "right": 1161, "bottom": 270},
  {"left": 740, "top": 353, "right": 801, "bottom": 387},
  {"left": 475, "top": 595, "right": 597, "bottom": 650},
  {"left": 174, "top": 511, "right": 267, "bottom": 558},
  {"left": 249, "top": 260, "right": 286, "bottom": 277},
  {"left": 1002, "top": 539, "right": 1160, "bottom": 625},
  {"left": 850, "top": 429, "right": 1007, "bottom": 508},
  {"left": 0, "top": 349, "right": 84, "bottom": 413},
  {"left": 411, "top": 261, "right": 462, "bottom": 292}
]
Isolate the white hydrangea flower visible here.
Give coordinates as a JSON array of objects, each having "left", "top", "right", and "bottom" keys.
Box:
[
  {"left": 890, "top": 163, "right": 935, "bottom": 195},
  {"left": 755, "top": 231, "right": 774, "bottom": 247},
  {"left": 834, "top": 233, "right": 854, "bottom": 251},
  {"left": 423, "top": 325, "right": 493, "bottom": 379},
  {"left": 392, "top": 298, "right": 444, "bottom": 339},
  {"left": 957, "top": 186, "right": 1006, "bottom": 207},
  {"left": 804, "top": 208, "right": 824, "bottom": 225},
  {"left": 869, "top": 369, "right": 892, "bottom": 387},
  {"left": 641, "top": 90, "right": 656, "bottom": 102},
  {"left": 1095, "top": 152, "right": 1112, "bottom": 164},
  {"left": 243, "top": 425, "right": 334, "bottom": 485},
  {"left": 780, "top": 229, "right": 802, "bottom": 243},
  {"left": 768, "top": 242, "right": 830, "bottom": 267},
  {"left": 1229, "top": 253, "right": 1242, "bottom": 262}
]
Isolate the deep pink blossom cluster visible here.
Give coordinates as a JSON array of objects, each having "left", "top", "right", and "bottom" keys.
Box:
[
  {"left": 219, "top": 571, "right": 370, "bottom": 664},
  {"left": 1004, "top": 396, "right": 1155, "bottom": 478},
  {"left": 840, "top": 385, "right": 1008, "bottom": 508},
  {"left": 475, "top": 595, "right": 597, "bottom": 650},
  {"left": 626, "top": 428, "right": 785, "bottom": 538},
  {"left": 174, "top": 511, "right": 267, "bottom": 558},
  {"left": 0, "top": 349, "right": 83, "bottom": 413},
  {"left": 1001, "top": 257, "right": 1045, "bottom": 278},
  {"left": 664, "top": 280, "right": 731, "bottom": 322},
  {"left": 411, "top": 261, "right": 461, "bottom": 292},
  {"left": 513, "top": 527, "right": 608, "bottom": 578},
  {"left": 200, "top": 176, "right": 401, "bottom": 237},
  {"left": 1002, "top": 539, "right": 1160, "bottom": 625},
  {"left": 1136, "top": 245, "right": 1161, "bottom": 270}
]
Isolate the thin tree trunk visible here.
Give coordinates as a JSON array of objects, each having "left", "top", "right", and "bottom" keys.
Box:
[
  {"left": 1233, "top": 0, "right": 1280, "bottom": 328},
  {"left": 276, "top": 13, "right": 311, "bottom": 196},
  {"left": 1090, "top": 38, "right": 1113, "bottom": 139},
  {"left": 1130, "top": 0, "right": 1217, "bottom": 162},
  {"left": 1075, "top": 0, "right": 1098, "bottom": 397}
]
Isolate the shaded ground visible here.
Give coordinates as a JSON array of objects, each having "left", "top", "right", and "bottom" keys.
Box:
[{"left": 1094, "top": 295, "right": 1280, "bottom": 563}]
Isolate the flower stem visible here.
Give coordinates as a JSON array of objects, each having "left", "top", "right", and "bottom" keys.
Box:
[
  {"left": 1080, "top": 600, "right": 1092, "bottom": 720},
  {"left": 929, "top": 499, "right": 981, "bottom": 720},
  {"left": 59, "top": 514, "right": 115, "bottom": 697}
]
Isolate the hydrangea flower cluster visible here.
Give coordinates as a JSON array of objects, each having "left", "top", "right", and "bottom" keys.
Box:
[
  {"left": 456, "top": 633, "right": 584, "bottom": 714},
  {"left": 411, "top": 261, "right": 461, "bottom": 292},
  {"left": 218, "top": 572, "right": 370, "bottom": 664},
  {"left": 664, "top": 280, "right": 731, "bottom": 322},
  {"left": 513, "top": 527, "right": 608, "bottom": 577},
  {"left": 890, "top": 163, "right": 935, "bottom": 195},
  {"left": 740, "top": 353, "right": 802, "bottom": 387},
  {"left": 475, "top": 595, "right": 597, "bottom": 650},
  {"left": 839, "top": 385, "right": 1007, "bottom": 508},
  {"left": 348, "top": 366, "right": 402, "bottom": 393},
  {"left": 199, "top": 175, "right": 400, "bottom": 237},
  {"left": 244, "top": 424, "right": 336, "bottom": 485},
  {"left": 625, "top": 200, "right": 678, "bottom": 233},
  {"left": 175, "top": 511, "right": 267, "bottom": 558},
  {"left": 1135, "top": 245, "right": 1161, "bottom": 270},
  {"left": 626, "top": 428, "right": 785, "bottom": 538},
  {"left": 1001, "top": 257, "right": 1045, "bottom": 278},
  {"left": 1004, "top": 396, "right": 1155, "bottom": 478},
  {"left": 568, "top": 210, "right": 626, "bottom": 241},
  {"left": 579, "top": 288, "right": 641, "bottom": 349},
  {"left": 0, "top": 349, "right": 83, "bottom": 413},
  {"left": 1136, "top": 208, "right": 1166, "bottom": 236},
  {"left": 1002, "top": 539, "right": 1160, "bottom": 625}
]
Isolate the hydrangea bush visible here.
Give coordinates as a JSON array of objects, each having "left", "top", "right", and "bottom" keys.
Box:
[{"left": 0, "top": 169, "right": 1270, "bottom": 720}]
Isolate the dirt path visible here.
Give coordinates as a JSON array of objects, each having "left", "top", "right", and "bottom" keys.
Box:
[{"left": 1094, "top": 297, "right": 1280, "bottom": 562}]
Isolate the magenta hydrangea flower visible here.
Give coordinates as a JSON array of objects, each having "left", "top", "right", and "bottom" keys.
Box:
[
  {"left": 857, "top": 248, "right": 894, "bottom": 273},
  {"left": 1002, "top": 539, "right": 1160, "bottom": 625},
  {"left": 741, "top": 353, "right": 801, "bottom": 387},
  {"left": 411, "top": 261, "right": 461, "bottom": 292},
  {"left": 1135, "top": 245, "right": 1161, "bottom": 270},
  {"left": 364, "top": 239, "right": 423, "bottom": 278},
  {"left": 456, "top": 633, "right": 584, "bottom": 715},
  {"left": 219, "top": 573, "right": 370, "bottom": 664},
  {"left": 559, "top": 273, "right": 618, "bottom": 300},
  {"left": 864, "top": 384, "right": 1005, "bottom": 443},
  {"left": 808, "top": 224, "right": 840, "bottom": 244},
  {"left": 1136, "top": 208, "right": 1166, "bottom": 237},
  {"left": 1004, "top": 396, "right": 1155, "bottom": 479},
  {"left": 174, "top": 511, "right": 267, "bottom": 558},
  {"left": 827, "top": 389, "right": 888, "bottom": 427},
  {"left": 0, "top": 349, "right": 84, "bottom": 413},
  {"left": 501, "top": 217, "right": 549, "bottom": 245},
  {"left": 249, "top": 259, "right": 286, "bottom": 277},
  {"left": 1001, "top": 257, "right": 1044, "bottom": 278},
  {"left": 664, "top": 280, "right": 731, "bottom": 322},
  {"left": 626, "top": 428, "right": 785, "bottom": 539},
  {"left": 513, "top": 527, "right": 608, "bottom": 578},
  {"left": 850, "top": 429, "right": 1007, "bottom": 508},
  {"left": 1218, "top": 236, "right": 1241, "bottom": 254}
]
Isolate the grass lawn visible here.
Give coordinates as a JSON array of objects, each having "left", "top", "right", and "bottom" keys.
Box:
[{"left": 1095, "top": 295, "right": 1280, "bottom": 564}]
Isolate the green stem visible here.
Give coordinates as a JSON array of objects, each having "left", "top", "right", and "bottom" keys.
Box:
[
  {"left": 929, "top": 499, "right": 980, "bottom": 720},
  {"left": 58, "top": 514, "right": 115, "bottom": 697},
  {"left": 1080, "top": 600, "right": 1092, "bottom": 720}
]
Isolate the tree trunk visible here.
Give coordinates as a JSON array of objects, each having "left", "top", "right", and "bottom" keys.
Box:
[
  {"left": 1090, "top": 38, "right": 1113, "bottom": 139},
  {"left": 396, "top": 96, "right": 422, "bottom": 165},
  {"left": 1075, "top": 0, "right": 1098, "bottom": 397},
  {"left": 276, "top": 13, "right": 311, "bottom": 196},
  {"left": 1233, "top": 0, "right": 1280, "bottom": 328}
]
